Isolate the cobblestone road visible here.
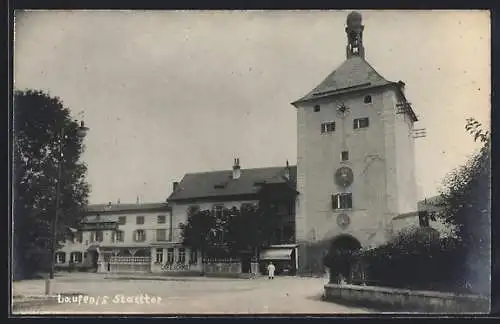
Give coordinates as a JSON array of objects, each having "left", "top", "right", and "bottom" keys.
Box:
[{"left": 13, "top": 274, "right": 374, "bottom": 314}]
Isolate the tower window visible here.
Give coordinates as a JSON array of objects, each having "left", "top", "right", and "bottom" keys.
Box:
[
  {"left": 321, "top": 122, "right": 336, "bottom": 134},
  {"left": 332, "top": 193, "right": 353, "bottom": 209},
  {"left": 364, "top": 95, "right": 372, "bottom": 104},
  {"left": 314, "top": 105, "right": 321, "bottom": 112},
  {"left": 341, "top": 151, "right": 349, "bottom": 161},
  {"left": 353, "top": 117, "right": 369, "bottom": 129}
]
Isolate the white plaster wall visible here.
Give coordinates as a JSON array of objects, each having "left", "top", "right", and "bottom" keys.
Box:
[
  {"left": 57, "top": 209, "right": 173, "bottom": 261},
  {"left": 296, "top": 106, "right": 308, "bottom": 242},
  {"left": 391, "top": 90, "right": 418, "bottom": 215},
  {"left": 104, "top": 210, "right": 172, "bottom": 246},
  {"left": 295, "top": 89, "right": 392, "bottom": 248}
]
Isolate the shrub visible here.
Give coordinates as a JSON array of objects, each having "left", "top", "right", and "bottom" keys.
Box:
[{"left": 357, "top": 228, "right": 469, "bottom": 293}]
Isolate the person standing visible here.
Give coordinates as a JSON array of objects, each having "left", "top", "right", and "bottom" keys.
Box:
[{"left": 267, "top": 262, "right": 275, "bottom": 280}]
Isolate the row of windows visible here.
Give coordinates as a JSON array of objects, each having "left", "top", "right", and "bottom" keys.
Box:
[
  {"left": 56, "top": 252, "right": 86, "bottom": 264},
  {"left": 320, "top": 117, "right": 369, "bottom": 134},
  {"left": 202, "top": 203, "right": 256, "bottom": 218},
  {"left": 87, "top": 229, "right": 170, "bottom": 243},
  {"left": 155, "top": 248, "right": 198, "bottom": 265},
  {"left": 314, "top": 95, "right": 372, "bottom": 112},
  {"left": 55, "top": 249, "right": 198, "bottom": 265},
  {"left": 116, "top": 214, "right": 168, "bottom": 226}
]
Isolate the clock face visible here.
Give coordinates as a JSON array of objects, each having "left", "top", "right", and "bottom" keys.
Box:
[
  {"left": 336, "top": 103, "right": 350, "bottom": 117},
  {"left": 337, "top": 213, "right": 350, "bottom": 229},
  {"left": 335, "top": 166, "right": 354, "bottom": 187}
]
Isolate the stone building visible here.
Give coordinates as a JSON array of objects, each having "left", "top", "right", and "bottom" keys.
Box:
[{"left": 291, "top": 11, "right": 420, "bottom": 273}]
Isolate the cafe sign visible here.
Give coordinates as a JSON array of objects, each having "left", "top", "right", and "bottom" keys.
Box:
[{"left": 80, "top": 222, "right": 118, "bottom": 231}]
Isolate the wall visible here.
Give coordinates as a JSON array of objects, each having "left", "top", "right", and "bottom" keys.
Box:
[
  {"left": 56, "top": 208, "right": 172, "bottom": 268},
  {"left": 100, "top": 210, "right": 172, "bottom": 247},
  {"left": 295, "top": 89, "right": 394, "bottom": 271},
  {"left": 391, "top": 90, "right": 418, "bottom": 215},
  {"left": 295, "top": 87, "right": 420, "bottom": 273},
  {"left": 391, "top": 216, "right": 420, "bottom": 236},
  {"left": 56, "top": 230, "right": 113, "bottom": 268},
  {"left": 323, "top": 283, "right": 490, "bottom": 313}
]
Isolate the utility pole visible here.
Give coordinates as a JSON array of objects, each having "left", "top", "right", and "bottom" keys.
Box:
[{"left": 45, "top": 121, "right": 89, "bottom": 295}]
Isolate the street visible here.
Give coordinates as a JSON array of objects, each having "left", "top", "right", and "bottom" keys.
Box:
[{"left": 13, "top": 273, "right": 373, "bottom": 314}]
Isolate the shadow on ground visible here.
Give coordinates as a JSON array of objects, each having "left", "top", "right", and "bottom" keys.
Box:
[
  {"left": 306, "top": 294, "right": 380, "bottom": 313},
  {"left": 321, "top": 296, "right": 455, "bottom": 314}
]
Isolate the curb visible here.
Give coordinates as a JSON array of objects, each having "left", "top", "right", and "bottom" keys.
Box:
[{"left": 104, "top": 275, "right": 251, "bottom": 281}]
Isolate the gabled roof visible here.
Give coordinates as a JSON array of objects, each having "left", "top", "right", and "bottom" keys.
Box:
[
  {"left": 168, "top": 166, "right": 297, "bottom": 202},
  {"left": 292, "top": 56, "right": 393, "bottom": 105}
]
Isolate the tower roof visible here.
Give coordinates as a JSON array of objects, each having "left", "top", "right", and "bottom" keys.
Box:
[{"left": 292, "top": 56, "right": 393, "bottom": 105}]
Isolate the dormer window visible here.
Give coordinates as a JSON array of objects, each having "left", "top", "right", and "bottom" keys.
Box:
[{"left": 364, "top": 95, "right": 372, "bottom": 104}]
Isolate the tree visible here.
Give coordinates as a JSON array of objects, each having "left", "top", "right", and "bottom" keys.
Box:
[
  {"left": 225, "top": 203, "right": 275, "bottom": 259},
  {"left": 13, "top": 89, "right": 90, "bottom": 280},
  {"left": 437, "top": 117, "right": 490, "bottom": 294},
  {"left": 179, "top": 207, "right": 217, "bottom": 265}
]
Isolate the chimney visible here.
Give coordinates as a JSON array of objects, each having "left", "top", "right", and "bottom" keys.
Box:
[
  {"left": 284, "top": 160, "right": 290, "bottom": 180},
  {"left": 136, "top": 195, "right": 140, "bottom": 205},
  {"left": 173, "top": 182, "right": 179, "bottom": 192},
  {"left": 232, "top": 158, "right": 241, "bottom": 180},
  {"left": 117, "top": 198, "right": 120, "bottom": 205}
]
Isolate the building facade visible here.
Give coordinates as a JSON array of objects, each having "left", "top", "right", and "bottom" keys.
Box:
[
  {"left": 167, "top": 159, "right": 299, "bottom": 275},
  {"left": 292, "top": 12, "right": 419, "bottom": 273},
  {"left": 55, "top": 202, "right": 203, "bottom": 274}
]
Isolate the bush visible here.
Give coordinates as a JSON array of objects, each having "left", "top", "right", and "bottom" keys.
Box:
[{"left": 357, "top": 228, "right": 470, "bottom": 293}]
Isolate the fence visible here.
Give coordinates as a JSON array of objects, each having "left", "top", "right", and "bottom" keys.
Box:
[
  {"left": 202, "top": 258, "right": 242, "bottom": 274},
  {"left": 105, "top": 256, "right": 151, "bottom": 273}
]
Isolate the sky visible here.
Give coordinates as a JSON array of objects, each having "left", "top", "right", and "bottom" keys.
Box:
[{"left": 14, "top": 10, "right": 490, "bottom": 205}]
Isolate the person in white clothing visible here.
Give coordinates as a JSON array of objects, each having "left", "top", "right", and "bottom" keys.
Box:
[{"left": 267, "top": 262, "right": 276, "bottom": 279}]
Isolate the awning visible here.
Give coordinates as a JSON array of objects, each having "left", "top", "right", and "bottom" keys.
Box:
[{"left": 260, "top": 248, "right": 294, "bottom": 261}]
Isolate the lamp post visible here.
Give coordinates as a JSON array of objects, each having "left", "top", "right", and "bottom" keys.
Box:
[{"left": 45, "top": 120, "right": 89, "bottom": 295}]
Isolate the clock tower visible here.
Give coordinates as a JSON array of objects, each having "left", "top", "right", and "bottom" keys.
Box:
[{"left": 292, "top": 11, "right": 420, "bottom": 274}]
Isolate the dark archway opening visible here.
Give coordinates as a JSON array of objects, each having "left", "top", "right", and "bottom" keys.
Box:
[
  {"left": 324, "top": 235, "right": 362, "bottom": 283},
  {"left": 87, "top": 250, "right": 99, "bottom": 271}
]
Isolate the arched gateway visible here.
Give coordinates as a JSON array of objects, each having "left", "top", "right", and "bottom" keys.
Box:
[{"left": 324, "top": 234, "right": 362, "bottom": 283}]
